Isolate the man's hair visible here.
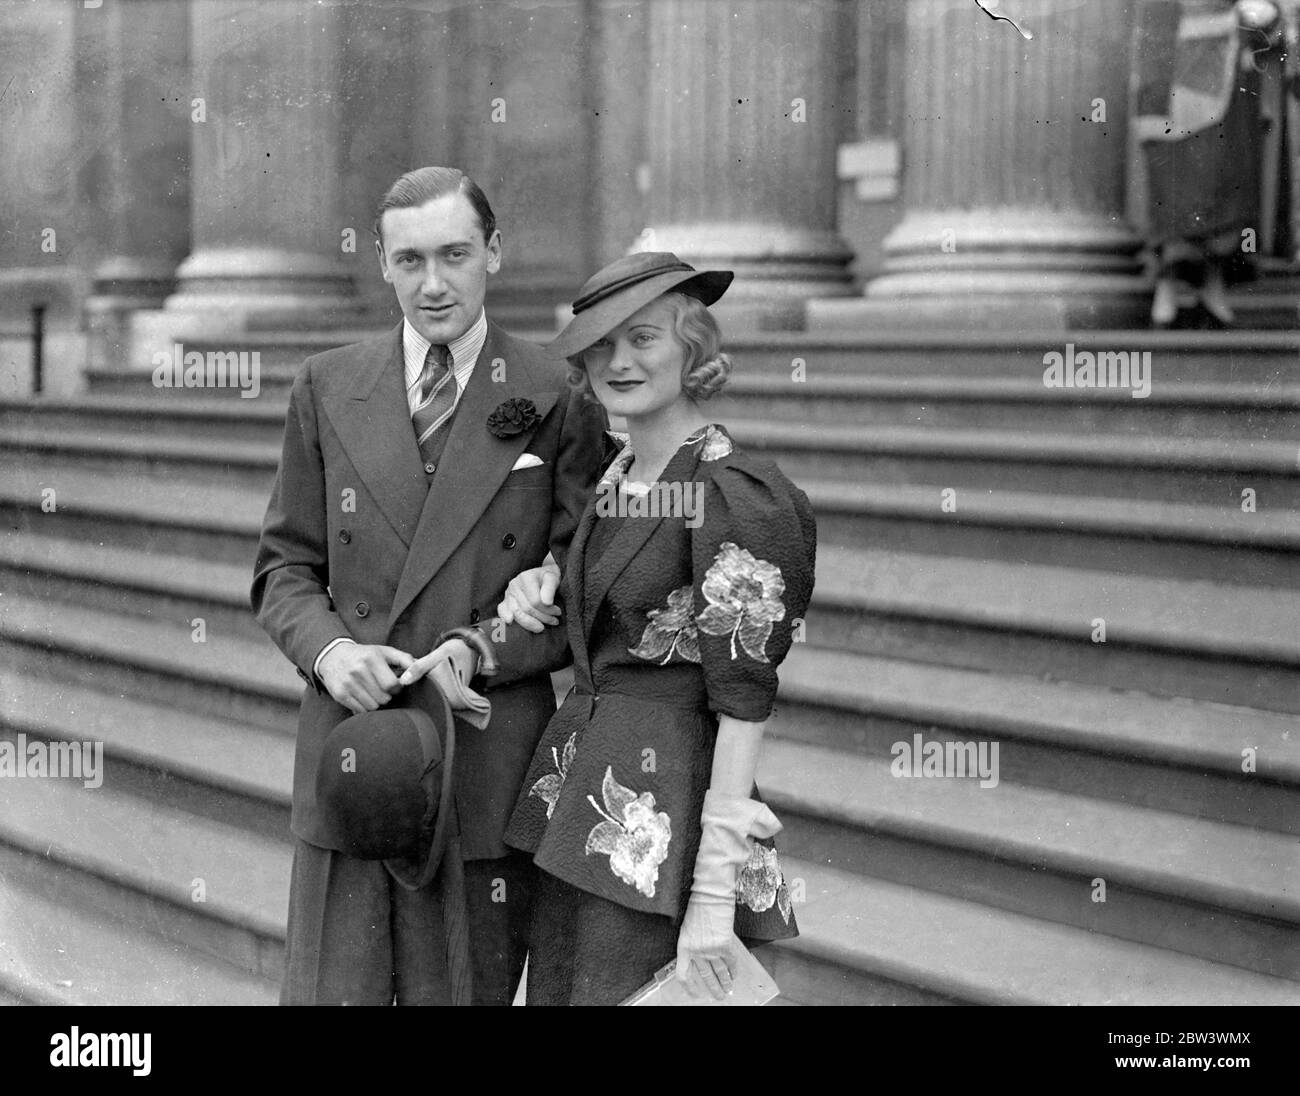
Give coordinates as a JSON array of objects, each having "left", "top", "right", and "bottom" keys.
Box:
[{"left": 372, "top": 166, "right": 497, "bottom": 245}]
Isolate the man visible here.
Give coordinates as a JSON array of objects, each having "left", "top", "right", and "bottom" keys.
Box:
[{"left": 251, "top": 166, "right": 606, "bottom": 1005}]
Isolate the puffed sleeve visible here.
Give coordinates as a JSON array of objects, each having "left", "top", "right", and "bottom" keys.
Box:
[{"left": 690, "top": 451, "right": 817, "bottom": 722}]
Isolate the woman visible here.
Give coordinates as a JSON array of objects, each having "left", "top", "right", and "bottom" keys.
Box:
[
  {"left": 494, "top": 251, "right": 815, "bottom": 1005},
  {"left": 1139, "top": 0, "right": 1297, "bottom": 326}
]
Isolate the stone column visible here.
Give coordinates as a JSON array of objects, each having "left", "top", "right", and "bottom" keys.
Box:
[
  {"left": 151, "top": 0, "right": 363, "bottom": 338},
  {"left": 638, "top": 0, "right": 857, "bottom": 328},
  {"left": 335, "top": 2, "right": 424, "bottom": 326},
  {"left": 812, "top": 0, "right": 1149, "bottom": 331},
  {"left": 0, "top": 0, "right": 88, "bottom": 396},
  {"left": 405, "top": 0, "right": 599, "bottom": 329},
  {"left": 82, "top": 0, "right": 191, "bottom": 371},
  {"left": 589, "top": 1, "right": 651, "bottom": 275}
]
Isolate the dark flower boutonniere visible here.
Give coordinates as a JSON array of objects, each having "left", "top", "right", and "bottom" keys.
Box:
[{"left": 487, "top": 397, "right": 540, "bottom": 438}]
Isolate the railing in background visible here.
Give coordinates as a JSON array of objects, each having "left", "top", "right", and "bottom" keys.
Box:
[{"left": 31, "top": 303, "right": 45, "bottom": 396}]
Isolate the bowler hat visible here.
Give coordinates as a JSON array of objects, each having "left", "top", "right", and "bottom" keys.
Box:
[
  {"left": 315, "top": 678, "right": 457, "bottom": 891},
  {"left": 547, "top": 251, "right": 733, "bottom": 360}
]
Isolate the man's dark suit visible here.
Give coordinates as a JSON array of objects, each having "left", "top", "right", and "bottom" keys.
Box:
[{"left": 251, "top": 319, "right": 605, "bottom": 1003}]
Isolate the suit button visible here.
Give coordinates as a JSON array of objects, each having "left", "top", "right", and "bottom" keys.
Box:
[
  {"left": 338, "top": 529, "right": 351, "bottom": 544},
  {"left": 424, "top": 462, "right": 436, "bottom": 474},
  {"left": 469, "top": 609, "right": 480, "bottom": 624},
  {"left": 355, "top": 601, "right": 370, "bottom": 618},
  {"left": 502, "top": 533, "right": 517, "bottom": 550}
]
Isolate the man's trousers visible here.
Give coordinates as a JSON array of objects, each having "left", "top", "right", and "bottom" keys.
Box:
[{"left": 280, "top": 839, "right": 535, "bottom": 1005}]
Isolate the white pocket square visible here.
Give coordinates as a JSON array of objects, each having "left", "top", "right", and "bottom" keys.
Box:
[{"left": 510, "top": 453, "right": 545, "bottom": 471}]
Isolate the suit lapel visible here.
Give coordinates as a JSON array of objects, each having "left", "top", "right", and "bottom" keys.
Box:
[
  {"left": 386, "top": 323, "right": 558, "bottom": 633},
  {"left": 318, "top": 324, "right": 428, "bottom": 548},
  {"left": 580, "top": 436, "right": 703, "bottom": 637},
  {"left": 561, "top": 485, "right": 601, "bottom": 688}
]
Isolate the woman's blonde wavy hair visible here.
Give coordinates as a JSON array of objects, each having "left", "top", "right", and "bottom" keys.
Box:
[{"left": 566, "top": 292, "right": 732, "bottom": 404}]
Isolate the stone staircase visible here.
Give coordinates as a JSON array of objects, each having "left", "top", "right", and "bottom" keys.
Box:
[{"left": 1, "top": 328, "right": 1298, "bottom": 1005}]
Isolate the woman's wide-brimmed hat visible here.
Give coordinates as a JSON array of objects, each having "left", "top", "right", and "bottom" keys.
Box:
[
  {"left": 547, "top": 251, "right": 733, "bottom": 360},
  {"left": 314, "top": 677, "right": 457, "bottom": 891}
]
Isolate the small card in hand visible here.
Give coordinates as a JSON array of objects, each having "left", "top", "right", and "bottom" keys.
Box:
[{"left": 619, "top": 946, "right": 779, "bottom": 1006}]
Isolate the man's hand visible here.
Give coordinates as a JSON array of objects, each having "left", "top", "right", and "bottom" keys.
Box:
[
  {"left": 318, "top": 643, "right": 414, "bottom": 714},
  {"left": 497, "top": 562, "right": 562, "bottom": 633}
]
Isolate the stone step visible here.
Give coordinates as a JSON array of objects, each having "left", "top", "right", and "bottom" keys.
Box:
[
  {"left": 7, "top": 440, "right": 1295, "bottom": 599},
  {"left": 712, "top": 376, "right": 1300, "bottom": 438},
  {"left": 0, "top": 761, "right": 289, "bottom": 986},
  {"left": 762, "top": 859, "right": 1300, "bottom": 1006},
  {"left": 4, "top": 438, "right": 1295, "bottom": 596},
  {"left": 0, "top": 592, "right": 300, "bottom": 733},
  {"left": 0, "top": 464, "right": 261, "bottom": 566},
  {"left": 0, "top": 530, "right": 266, "bottom": 643},
  {"left": 727, "top": 420, "right": 1300, "bottom": 506},
  {"left": 109, "top": 327, "right": 386, "bottom": 375},
  {"left": 0, "top": 844, "right": 278, "bottom": 1005},
  {"left": 807, "top": 479, "right": 1300, "bottom": 587},
  {"left": 13, "top": 370, "right": 1300, "bottom": 439},
  {"left": 757, "top": 741, "right": 1300, "bottom": 980},
  {"left": 0, "top": 428, "right": 278, "bottom": 494},
  {"left": 7, "top": 516, "right": 1296, "bottom": 781},
  {"left": 808, "top": 547, "right": 1300, "bottom": 713},
  {"left": 9, "top": 525, "right": 1293, "bottom": 825},
  {"left": 760, "top": 330, "right": 1300, "bottom": 382},
  {"left": 8, "top": 416, "right": 1296, "bottom": 510},
  {"left": 0, "top": 668, "right": 292, "bottom": 839},
  {"left": 0, "top": 395, "right": 289, "bottom": 443},
  {"left": 87, "top": 326, "right": 543, "bottom": 396},
  {"left": 773, "top": 647, "right": 1300, "bottom": 834},
  {"left": 83, "top": 328, "right": 1300, "bottom": 387}
]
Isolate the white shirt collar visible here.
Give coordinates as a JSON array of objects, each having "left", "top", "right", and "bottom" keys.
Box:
[{"left": 402, "top": 309, "right": 488, "bottom": 400}]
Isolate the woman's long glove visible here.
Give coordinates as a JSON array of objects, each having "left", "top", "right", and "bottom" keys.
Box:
[{"left": 675, "top": 790, "right": 781, "bottom": 999}]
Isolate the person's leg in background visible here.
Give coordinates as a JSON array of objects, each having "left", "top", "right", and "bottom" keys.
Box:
[
  {"left": 280, "top": 839, "right": 397, "bottom": 1006},
  {"left": 463, "top": 851, "right": 536, "bottom": 1005},
  {"left": 525, "top": 868, "right": 679, "bottom": 1006}
]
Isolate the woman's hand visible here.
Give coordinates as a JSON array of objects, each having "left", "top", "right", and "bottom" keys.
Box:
[
  {"left": 497, "top": 560, "right": 563, "bottom": 633},
  {"left": 675, "top": 895, "right": 739, "bottom": 1000},
  {"left": 676, "top": 786, "right": 783, "bottom": 1000}
]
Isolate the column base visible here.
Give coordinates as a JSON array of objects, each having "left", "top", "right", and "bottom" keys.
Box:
[
  {"left": 635, "top": 222, "right": 857, "bottom": 330},
  {"left": 809, "top": 288, "right": 1153, "bottom": 333},
  {"left": 85, "top": 257, "right": 179, "bottom": 372},
  {"left": 831, "top": 209, "right": 1151, "bottom": 331},
  {"left": 126, "top": 248, "right": 367, "bottom": 375},
  {"left": 162, "top": 247, "right": 366, "bottom": 333}
]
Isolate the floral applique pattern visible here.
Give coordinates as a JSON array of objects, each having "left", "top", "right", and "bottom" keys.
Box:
[
  {"left": 694, "top": 424, "right": 733, "bottom": 462},
  {"left": 696, "top": 542, "right": 787, "bottom": 662},
  {"left": 737, "top": 841, "right": 792, "bottom": 923},
  {"left": 585, "top": 766, "right": 672, "bottom": 898},
  {"left": 527, "top": 732, "right": 577, "bottom": 820},
  {"left": 627, "top": 585, "right": 701, "bottom": 664}
]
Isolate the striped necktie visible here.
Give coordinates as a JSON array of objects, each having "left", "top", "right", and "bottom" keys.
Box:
[{"left": 412, "top": 343, "right": 457, "bottom": 468}]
